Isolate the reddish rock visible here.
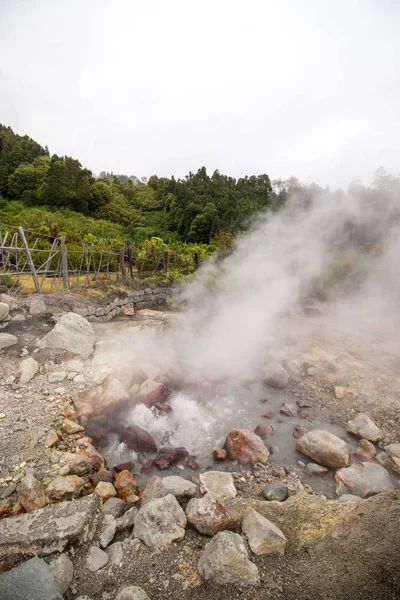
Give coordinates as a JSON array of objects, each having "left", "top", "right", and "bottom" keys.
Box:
[
  {"left": 61, "top": 418, "right": 84, "bottom": 434},
  {"left": 224, "top": 429, "right": 269, "bottom": 465},
  {"left": 292, "top": 425, "right": 309, "bottom": 439},
  {"left": 76, "top": 440, "right": 105, "bottom": 471},
  {"left": 17, "top": 472, "right": 46, "bottom": 512},
  {"left": 186, "top": 493, "right": 239, "bottom": 536},
  {"left": 186, "top": 460, "right": 199, "bottom": 471},
  {"left": 280, "top": 403, "right": 299, "bottom": 417},
  {"left": 46, "top": 475, "right": 85, "bottom": 502},
  {"left": 95, "top": 481, "right": 117, "bottom": 502},
  {"left": 346, "top": 414, "right": 383, "bottom": 442},
  {"left": 254, "top": 424, "right": 275, "bottom": 439},
  {"left": 141, "top": 459, "right": 155, "bottom": 474},
  {"left": 114, "top": 470, "right": 138, "bottom": 500},
  {"left": 388, "top": 456, "right": 400, "bottom": 475},
  {"left": 91, "top": 468, "right": 114, "bottom": 486},
  {"left": 306, "top": 463, "right": 329, "bottom": 476},
  {"left": 296, "top": 430, "right": 350, "bottom": 468},
  {"left": 153, "top": 402, "right": 173, "bottom": 416},
  {"left": 354, "top": 439, "right": 376, "bottom": 461},
  {"left": 213, "top": 449, "right": 227, "bottom": 462},
  {"left": 153, "top": 447, "right": 189, "bottom": 470},
  {"left": 119, "top": 424, "right": 157, "bottom": 453},
  {"left": 335, "top": 462, "right": 394, "bottom": 498},
  {"left": 139, "top": 379, "right": 168, "bottom": 407},
  {"left": 114, "top": 461, "right": 135, "bottom": 473}
]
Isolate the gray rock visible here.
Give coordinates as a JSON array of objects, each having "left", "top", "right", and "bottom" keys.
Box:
[
  {"left": 36, "top": 312, "right": 95, "bottom": 358},
  {"left": 115, "top": 506, "right": 138, "bottom": 532},
  {"left": 141, "top": 475, "right": 197, "bottom": 505},
  {"left": 306, "top": 463, "right": 329, "bottom": 476},
  {"left": 335, "top": 462, "right": 394, "bottom": 498},
  {"left": 30, "top": 298, "right": 47, "bottom": 315},
  {"left": 0, "top": 493, "right": 100, "bottom": 570},
  {"left": 280, "top": 402, "right": 299, "bottom": 417},
  {"left": 242, "top": 507, "right": 287, "bottom": 555},
  {"left": 12, "top": 313, "right": 25, "bottom": 322},
  {"left": 99, "top": 514, "right": 116, "bottom": 548},
  {"left": 48, "top": 371, "right": 67, "bottom": 383},
  {"left": 296, "top": 430, "right": 350, "bottom": 467},
  {"left": 115, "top": 586, "right": 151, "bottom": 600},
  {"left": 0, "top": 556, "right": 62, "bottom": 600},
  {"left": 385, "top": 443, "right": 400, "bottom": 459},
  {"left": 86, "top": 546, "right": 109, "bottom": 572},
  {"left": 339, "top": 494, "right": 362, "bottom": 501},
  {"left": 59, "top": 453, "right": 92, "bottom": 476},
  {"left": 133, "top": 494, "right": 186, "bottom": 547},
  {"left": 198, "top": 531, "right": 259, "bottom": 586},
  {"left": 19, "top": 357, "right": 39, "bottom": 384},
  {"left": 49, "top": 553, "right": 74, "bottom": 595},
  {"left": 103, "top": 497, "right": 126, "bottom": 519},
  {"left": 105, "top": 541, "right": 123, "bottom": 565},
  {"left": 0, "top": 302, "right": 9, "bottom": 322},
  {"left": 354, "top": 439, "right": 376, "bottom": 461},
  {"left": 186, "top": 492, "right": 239, "bottom": 536},
  {"left": 199, "top": 471, "right": 236, "bottom": 499},
  {"left": 346, "top": 414, "right": 383, "bottom": 442},
  {"left": 0, "top": 333, "right": 18, "bottom": 350},
  {"left": 263, "top": 361, "right": 289, "bottom": 388},
  {"left": 262, "top": 483, "right": 288, "bottom": 501}
]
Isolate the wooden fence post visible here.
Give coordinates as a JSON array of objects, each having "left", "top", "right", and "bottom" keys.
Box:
[
  {"left": 18, "top": 226, "right": 41, "bottom": 294},
  {"left": 60, "top": 237, "right": 70, "bottom": 289},
  {"left": 120, "top": 248, "right": 128, "bottom": 284},
  {"left": 163, "top": 250, "right": 170, "bottom": 273},
  {"left": 127, "top": 242, "right": 133, "bottom": 278},
  {"left": 194, "top": 251, "right": 200, "bottom": 271}
]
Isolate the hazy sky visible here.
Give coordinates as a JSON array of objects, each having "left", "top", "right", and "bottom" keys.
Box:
[{"left": 1, "top": 0, "right": 399, "bottom": 188}]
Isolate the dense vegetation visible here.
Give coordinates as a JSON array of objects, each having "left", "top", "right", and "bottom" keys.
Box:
[{"left": 0, "top": 124, "right": 286, "bottom": 245}]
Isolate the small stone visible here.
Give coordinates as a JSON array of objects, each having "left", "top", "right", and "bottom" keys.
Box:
[
  {"left": 224, "top": 429, "right": 269, "bottom": 465},
  {"left": 375, "top": 451, "right": 390, "bottom": 466},
  {"left": 99, "top": 514, "right": 117, "bottom": 548},
  {"left": 199, "top": 471, "right": 237, "bottom": 499},
  {"left": 48, "top": 371, "right": 67, "bottom": 383},
  {"left": 334, "top": 386, "right": 345, "bottom": 399},
  {"left": 46, "top": 475, "right": 85, "bottom": 501},
  {"left": 17, "top": 471, "right": 46, "bottom": 512},
  {"left": 30, "top": 298, "right": 47, "bottom": 315},
  {"left": 0, "top": 333, "right": 18, "bottom": 350},
  {"left": 280, "top": 403, "right": 299, "bottom": 417},
  {"left": 45, "top": 430, "right": 59, "bottom": 448},
  {"left": 306, "top": 463, "right": 329, "bottom": 476},
  {"left": 115, "top": 506, "right": 138, "bottom": 532},
  {"left": 141, "top": 475, "right": 197, "bottom": 505},
  {"left": 0, "top": 302, "right": 10, "bottom": 322},
  {"left": 198, "top": 531, "right": 259, "bottom": 586},
  {"left": 387, "top": 456, "right": 400, "bottom": 475},
  {"left": 212, "top": 449, "right": 227, "bottom": 461},
  {"left": 91, "top": 468, "right": 113, "bottom": 487},
  {"left": 102, "top": 497, "right": 125, "bottom": 518},
  {"left": 50, "top": 553, "right": 74, "bottom": 595},
  {"left": 242, "top": 507, "right": 287, "bottom": 555},
  {"left": 262, "top": 483, "right": 288, "bottom": 502},
  {"left": 114, "top": 586, "right": 151, "bottom": 600},
  {"left": 86, "top": 546, "right": 109, "bottom": 572},
  {"left": 114, "top": 470, "right": 138, "bottom": 501},
  {"left": 0, "top": 413, "right": 5, "bottom": 419},
  {"left": 133, "top": 494, "right": 187, "bottom": 547},
  {"left": 19, "top": 357, "right": 39, "bottom": 384},
  {"left": 59, "top": 453, "right": 92, "bottom": 476},
  {"left": 76, "top": 441, "right": 105, "bottom": 471},
  {"left": 95, "top": 482, "right": 117, "bottom": 503},
  {"left": 263, "top": 362, "right": 289, "bottom": 388},
  {"left": 339, "top": 494, "right": 362, "bottom": 501},
  {"left": 74, "top": 374, "right": 85, "bottom": 383},
  {"left": 346, "top": 414, "right": 383, "bottom": 442},
  {"left": 293, "top": 425, "right": 308, "bottom": 439},
  {"left": 61, "top": 418, "right": 84, "bottom": 434},
  {"left": 186, "top": 492, "right": 239, "bottom": 536},
  {"left": 254, "top": 423, "right": 275, "bottom": 438},
  {"left": 105, "top": 541, "right": 123, "bottom": 565},
  {"left": 354, "top": 439, "right": 376, "bottom": 461},
  {"left": 385, "top": 443, "right": 400, "bottom": 459}
]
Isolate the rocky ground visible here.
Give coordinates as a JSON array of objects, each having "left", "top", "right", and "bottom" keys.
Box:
[{"left": 0, "top": 291, "right": 399, "bottom": 600}]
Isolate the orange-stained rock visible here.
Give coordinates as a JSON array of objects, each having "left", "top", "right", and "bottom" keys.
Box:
[
  {"left": 224, "top": 429, "right": 269, "bottom": 465},
  {"left": 114, "top": 470, "right": 138, "bottom": 501},
  {"left": 95, "top": 481, "right": 117, "bottom": 503},
  {"left": 76, "top": 440, "right": 105, "bottom": 471},
  {"left": 17, "top": 472, "right": 46, "bottom": 512},
  {"left": 46, "top": 475, "right": 85, "bottom": 502}
]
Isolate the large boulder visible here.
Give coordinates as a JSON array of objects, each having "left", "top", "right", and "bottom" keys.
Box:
[
  {"left": 346, "top": 414, "right": 383, "bottom": 442},
  {"left": 199, "top": 471, "right": 237, "bottom": 499},
  {"left": 296, "top": 430, "right": 350, "bottom": 467},
  {"left": 36, "top": 312, "right": 95, "bottom": 358},
  {"left": 197, "top": 531, "right": 259, "bottom": 586},
  {"left": 133, "top": 494, "right": 186, "bottom": 547},
  {"left": 186, "top": 493, "right": 239, "bottom": 535},
  {"left": 19, "top": 357, "right": 39, "bottom": 385},
  {"left": 0, "top": 333, "right": 17, "bottom": 350},
  {"left": 335, "top": 462, "right": 394, "bottom": 498},
  {"left": 224, "top": 429, "right": 269, "bottom": 464},
  {"left": 263, "top": 362, "right": 289, "bottom": 389},
  {"left": 119, "top": 424, "right": 157, "bottom": 452},
  {"left": 17, "top": 472, "right": 46, "bottom": 512},
  {"left": 242, "top": 507, "right": 287, "bottom": 555},
  {"left": 141, "top": 475, "right": 197, "bottom": 505}
]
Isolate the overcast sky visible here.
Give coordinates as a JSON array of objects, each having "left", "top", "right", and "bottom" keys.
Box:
[{"left": 1, "top": 0, "right": 399, "bottom": 188}]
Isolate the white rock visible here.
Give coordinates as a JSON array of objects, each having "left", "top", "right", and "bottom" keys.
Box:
[
  {"left": 0, "top": 302, "right": 10, "bottom": 322},
  {"left": 346, "top": 414, "right": 383, "bottom": 442},
  {"left": 133, "top": 494, "right": 186, "bottom": 547},
  {"left": 99, "top": 514, "right": 117, "bottom": 548},
  {"left": 30, "top": 298, "right": 47, "bottom": 315},
  {"left": 263, "top": 361, "right": 289, "bottom": 388},
  {"left": 242, "top": 507, "right": 287, "bottom": 556},
  {"left": 48, "top": 371, "right": 67, "bottom": 383},
  {"left": 115, "top": 586, "right": 151, "bottom": 600},
  {"left": 19, "top": 357, "right": 39, "bottom": 384},
  {"left": 141, "top": 475, "right": 197, "bottom": 505},
  {"left": 50, "top": 553, "right": 74, "bottom": 595},
  {"left": 199, "top": 471, "right": 237, "bottom": 499},
  {"left": 0, "top": 333, "right": 18, "bottom": 350},
  {"left": 36, "top": 312, "right": 95, "bottom": 358},
  {"left": 86, "top": 546, "right": 109, "bottom": 572}
]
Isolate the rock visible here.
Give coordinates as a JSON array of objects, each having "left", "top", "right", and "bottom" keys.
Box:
[
  {"left": 346, "top": 414, "right": 383, "bottom": 442},
  {"left": 334, "top": 386, "right": 345, "bottom": 399},
  {"left": 74, "top": 373, "right": 85, "bottom": 383},
  {"left": 114, "top": 461, "right": 135, "bottom": 473},
  {"left": 335, "top": 462, "right": 394, "bottom": 498},
  {"left": 303, "top": 306, "right": 322, "bottom": 316},
  {"left": 354, "top": 439, "right": 376, "bottom": 461},
  {"left": 263, "top": 361, "right": 289, "bottom": 388},
  {"left": 17, "top": 472, "right": 46, "bottom": 512},
  {"left": 19, "top": 357, "right": 39, "bottom": 384},
  {"left": 242, "top": 507, "right": 287, "bottom": 555},
  {"left": 306, "top": 463, "right": 329, "bottom": 476},
  {"left": 139, "top": 379, "right": 168, "bottom": 406},
  {"left": 0, "top": 555, "right": 62, "bottom": 600},
  {"left": 86, "top": 545, "right": 109, "bottom": 572},
  {"left": 50, "top": 553, "right": 74, "bottom": 595},
  {"left": 280, "top": 402, "right": 299, "bottom": 417},
  {"left": 0, "top": 302, "right": 9, "bottom": 321},
  {"left": 293, "top": 425, "right": 309, "bottom": 439},
  {"left": 65, "top": 358, "right": 84, "bottom": 372},
  {"left": 12, "top": 313, "right": 25, "bottom": 322},
  {"left": 114, "top": 470, "right": 138, "bottom": 500},
  {"left": 262, "top": 483, "right": 289, "bottom": 501},
  {"left": 186, "top": 493, "right": 239, "bottom": 536},
  {"left": 387, "top": 456, "right": 400, "bottom": 475},
  {"left": 115, "top": 506, "right": 138, "bottom": 532},
  {"left": 61, "top": 418, "right": 84, "bottom": 434},
  {"left": 76, "top": 440, "right": 105, "bottom": 471},
  {"left": 103, "top": 378, "right": 129, "bottom": 409},
  {"left": 153, "top": 447, "right": 189, "bottom": 470},
  {"left": 46, "top": 475, "right": 85, "bottom": 502},
  {"left": 91, "top": 468, "right": 113, "bottom": 487},
  {"left": 115, "top": 586, "right": 151, "bottom": 600},
  {"left": 36, "top": 312, "right": 95, "bottom": 358},
  {"left": 198, "top": 531, "right": 259, "bottom": 586},
  {"left": 95, "top": 482, "right": 117, "bottom": 503},
  {"left": 385, "top": 443, "right": 400, "bottom": 458},
  {"left": 60, "top": 453, "right": 92, "bottom": 476},
  {"left": 0, "top": 333, "right": 18, "bottom": 350},
  {"left": 212, "top": 449, "right": 227, "bottom": 461},
  {"left": 30, "top": 298, "right": 47, "bottom": 315},
  {"left": 199, "top": 471, "right": 237, "bottom": 499},
  {"left": 48, "top": 371, "right": 67, "bottom": 383},
  {"left": 105, "top": 541, "right": 123, "bottom": 565},
  {"left": 141, "top": 475, "right": 197, "bottom": 505},
  {"left": 153, "top": 402, "right": 173, "bottom": 416},
  {"left": 224, "top": 429, "right": 269, "bottom": 465},
  {"left": 120, "top": 424, "right": 157, "bottom": 452},
  {"left": 254, "top": 423, "right": 275, "bottom": 438},
  {"left": 133, "top": 494, "right": 187, "bottom": 547},
  {"left": 296, "top": 430, "right": 350, "bottom": 467},
  {"left": 0, "top": 494, "right": 100, "bottom": 570},
  {"left": 102, "top": 497, "right": 125, "bottom": 518},
  {"left": 339, "top": 494, "right": 362, "bottom": 501},
  {"left": 99, "top": 514, "right": 116, "bottom": 548}
]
